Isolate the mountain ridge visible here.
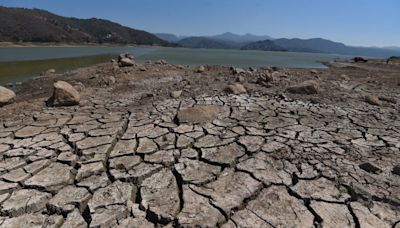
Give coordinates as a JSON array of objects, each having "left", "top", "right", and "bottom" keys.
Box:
[{"left": 0, "top": 6, "right": 176, "bottom": 46}]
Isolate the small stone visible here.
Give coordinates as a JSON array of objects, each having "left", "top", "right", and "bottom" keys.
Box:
[
  {"left": 47, "top": 81, "right": 80, "bottom": 106},
  {"left": 365, "top": 95, "right": 382, "bottom": 106},
  {"left": 170, "top": 90, "right": 182, "bottom": 98},
  {"left": 392, "top": 165, "right": 400, "bottom": 176},
  {"left": 197, "top": 65, "right": 205, "bottom": 73},
  {"left": 0, "top": 85, "right": 16, "bottom": 106},
  {"left": 226, "top": 83, "right": 247, "bottom": 94}
]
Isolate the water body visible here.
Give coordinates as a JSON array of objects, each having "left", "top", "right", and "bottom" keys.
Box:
[{"left": 0, "top": 46, "right": 348, "bottom": 85}]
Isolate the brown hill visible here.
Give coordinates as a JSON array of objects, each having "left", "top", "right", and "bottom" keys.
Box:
[{"left": 0, "top": 6, "right": 176, "bottom": 46}]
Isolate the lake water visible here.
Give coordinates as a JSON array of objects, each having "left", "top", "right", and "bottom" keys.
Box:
[{"left": 0, "top": 46, "right": 347, "bottom": 85}]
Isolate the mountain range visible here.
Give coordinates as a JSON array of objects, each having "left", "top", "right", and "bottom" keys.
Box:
[
  {"left": 1, "top": 6, "right": 399, "bottom": 58},
  {"left": 0, "top": 6, "right": 175, "bottom": 46},
  {"left": 156, "top": 34, "right": 400, "bottom": 58}
]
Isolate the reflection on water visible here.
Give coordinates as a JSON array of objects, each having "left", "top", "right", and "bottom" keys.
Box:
[{"left": 0, "top": 46, "right": 348, "bottom": 85}]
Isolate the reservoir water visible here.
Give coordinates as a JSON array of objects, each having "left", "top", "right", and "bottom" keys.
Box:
[{"left": 0, "top": 46, "right": 348, "bottom": 85}]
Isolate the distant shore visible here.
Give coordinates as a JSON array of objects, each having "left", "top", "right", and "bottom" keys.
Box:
[{"left": 0, "top": 42, "right": 165, "bottom": 48}]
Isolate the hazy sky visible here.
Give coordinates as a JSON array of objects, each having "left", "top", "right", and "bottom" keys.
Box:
[{"left": 1, "top": 0, "right": 399, "bottom": 47}]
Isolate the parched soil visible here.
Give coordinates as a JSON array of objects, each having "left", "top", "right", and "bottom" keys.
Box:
[{"left": 0, "top": 60, "right": 399, "bottom": 227}]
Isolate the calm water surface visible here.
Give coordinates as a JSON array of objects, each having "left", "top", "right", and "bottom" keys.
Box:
[{"left": 0, "top": 46, "right": 348, "bottom": 85}]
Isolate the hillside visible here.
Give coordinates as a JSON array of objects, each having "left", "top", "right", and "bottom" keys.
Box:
[
  {"left": 272, "top": 38, "right": 400, "bottom": 57},
  {"left": 211, "top": 32, "right": 274, "bottom": 43},
  {"left": 241, "top": 40, "right": 287, "bottom": 52},
  {"left": 178, "top": 37, "right": 236, "bottom": 49},
  {"left": 0, "top": 6, "right": 175, "bottom": 46}
]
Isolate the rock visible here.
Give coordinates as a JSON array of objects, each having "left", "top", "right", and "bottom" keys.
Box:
[
  {"left": 73, "top": 82, "right": 85, "bottom": 92},
  {"left": 287, "top": 80, "right": 320, "bottom": 94},
  {"left": 226, "top": 83, "right": 247, "bottom": 94},
  {"left": 359, "top": 162, "right": 382, "bottom": 174},
  {"left": 379, "top": 96, "right": 397, "bottom": 104},
  {"left": 46, "top": 69, "right": 56, "bottom": 74},
  {"left": 249, "top": 67, "right": 257, "bottom": 72},
  {"left": 118, "top": 53, "right": 134, "bottom": 61},
  {"left": 310, "top": 69, "right": 318, "bottom": 74},
  {"left": 0, "top": 85, "right": 16, "bottom": 106},
  {"left": 119, "top": 58, "right": 134, "bottom": 67},
  {"left": 155, "top": 59, "right": 167, "bottom": 65},
  {"left": 340, "top": 74, "right": 350, "bottom": 81},
  {"left": 231, "top": 67, "right": 245, "bottom": 75},
  {"left": 170, "top": 90, "right": 182, "bottom": 98},
  {"left": 176, "top": 105, "right": 221, "bottom": 124},
  {"left": 139, "top": 66, "right": 147, "bottom": 71},
  {"left": 47, "top": 81, "right": 80, "bottom": 106},
  {"left": 353, "top": 57, "right": 368, "bottom": 63},
  {"left": 197, "top": 65, "right": 205, "bottom": 73},
  {"left": 392, "top": 165, "right": 400, "bottom": 176},
  {"left": 236, "top": 75, "right": 245, "bottom": 82},
  {"left": 365, "top": 95, "right": 381, "bottom": 106}
]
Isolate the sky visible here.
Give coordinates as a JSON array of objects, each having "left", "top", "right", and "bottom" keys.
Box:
[{"left": 0, "top": 0, "right": 399, "bottom": 47}]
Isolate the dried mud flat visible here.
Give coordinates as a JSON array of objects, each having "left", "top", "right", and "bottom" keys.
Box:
[{"left": 0, "top": 60, "right": 399, "bottom": 227}]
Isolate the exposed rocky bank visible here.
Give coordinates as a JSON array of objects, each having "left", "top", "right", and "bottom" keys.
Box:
[{"left": 0, "top": 57, "right": 399, "bottom": 227}]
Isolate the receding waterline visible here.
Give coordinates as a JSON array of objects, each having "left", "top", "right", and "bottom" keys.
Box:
[{"left": 0, "top": 46, "right": 348, "bottom": 85}]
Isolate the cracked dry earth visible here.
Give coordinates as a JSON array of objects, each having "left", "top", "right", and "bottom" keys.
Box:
[{"left": 1, "top": 75, "right": 400, "bottom": 227}]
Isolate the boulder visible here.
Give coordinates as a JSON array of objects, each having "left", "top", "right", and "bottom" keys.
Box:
[
  {"left": 287, "top": 80, "right": 320, "bottom": 94},
  {"left": 118, "top": 53, "right": 134, "bottom": 61},
  {"left": 119, "top": 58, "right": 134, "bottom": 67},
  {"left": 47, "top": 81, "right": 80, "bottom": 106},
  {"left": 46, "top": 69, "right": 56, "bottom": 74},
  {"left": 118, "top": 53, "right": 135, "bottom": 67},
  {"left": 226, "top": 83, "right": 247, "bottom": 94},
  {"left": 0, "top": 86, "right": 16, "bottom": 107},
  {"left": 365, "top": 95, "right": 381, "bottom": 106}
]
